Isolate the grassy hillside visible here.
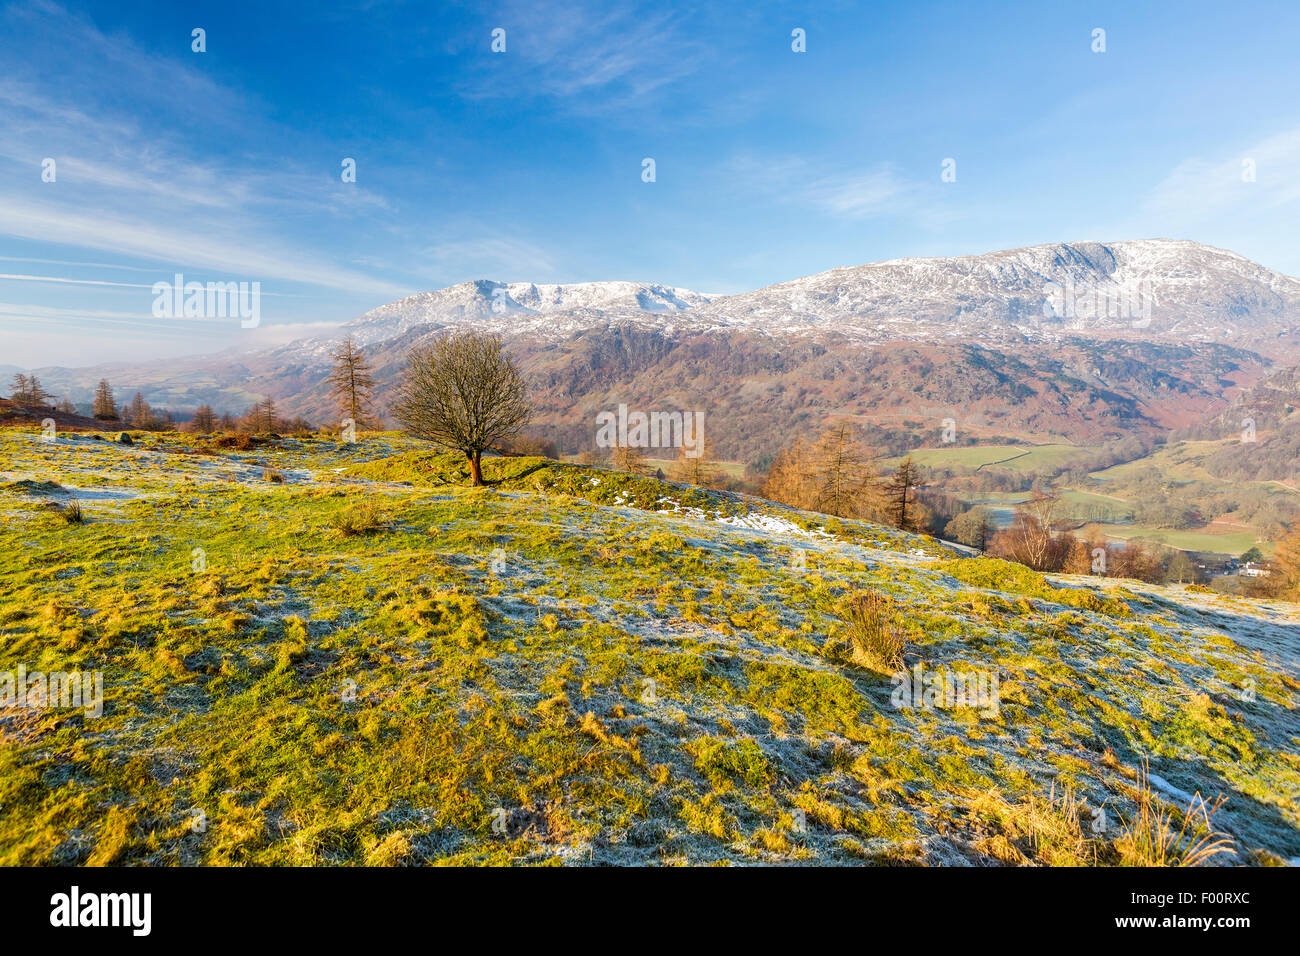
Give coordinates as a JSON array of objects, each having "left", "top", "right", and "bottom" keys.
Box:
[{"left": 1, "top": 428, "right": 1297, "bottom": 865}]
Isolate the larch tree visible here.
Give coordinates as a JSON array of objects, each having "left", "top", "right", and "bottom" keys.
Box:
[
  {"left": 10, "top": 373, "right": 52, "bottom": 407},
  {"left": 258, "top": 397, "right": 278, "bottom": 433},
  {"left": 810, "top": 422, "right": 878, "bottom": 519},
  {"left": 883, "top": 455, "right": 924, "bottom": 532},
  {"left": 610, "top": 443, "right": 647, "bottom": 475},
  {"left": 328, "top": 335, "right": 377, "bottom": 430},
  {"left": 92, "top": 379, "right": 118, "bottom": 420},
  {"left": 127, "top": 391, "right": 151, "bottom": 427},
  {"left": 1272, "top": 521, "right": 1300, "bottom": 601},
  {"left": 761, "top": 437, "right": 816, "bottom": 511},
  {"left": 190, "top": 404, "right": 216, "bottom": 433},
  {"left": 669, "top": 443, "right": 719, "bottom": 487}
]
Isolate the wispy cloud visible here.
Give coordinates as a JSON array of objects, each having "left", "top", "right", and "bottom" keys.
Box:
[
  {"left": 722, "top": 154, "right": 961, "bottom": 227},
  {"left": 457, "top": 0, "right": 711, "bottom": 113},
  {"left": 414, "top": 235, "right": 558, "bottom": 280},
  {"left": 1145, "top": 127, "right": 1300, "bottom": 218},
  {"left": 0, "top": 3, "right": 404, "bottom": 299},
  {"left": 0, "top": 197, "right": 410, "bottom": 297}
]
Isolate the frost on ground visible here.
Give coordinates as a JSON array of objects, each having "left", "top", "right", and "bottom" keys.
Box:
[{"left": 0, "top": 429, "right": 1297, "bottom": 866}]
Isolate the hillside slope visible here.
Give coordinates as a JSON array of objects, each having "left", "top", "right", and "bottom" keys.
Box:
[{"left": 1, "top": 429, "right": 1297, "bottom": 865}]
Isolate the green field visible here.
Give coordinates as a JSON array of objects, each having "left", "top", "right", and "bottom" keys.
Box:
[
  {"left": 642, "top": 457, "right": 747, "bottom": 480},
  {"left": 888, "top": 443, "right": 1086, "bottom": 473},
  {"left": 1089, "top": 440, "right": 1233, "bottom": 483},
  {"left": 1079, "top": 523, "right": 1266, "bottom": 557}
]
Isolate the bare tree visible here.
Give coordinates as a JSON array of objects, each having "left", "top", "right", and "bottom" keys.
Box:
[
  {"left": 239, "top": 397, "right": 277, "bottom": 433},
  {"left": 811, "top": 422, "right": 879, "bottom": 519},
  {"left": 10, "top": 373, "right": 53, "bottom": 407},
  {"left": 328, "top": 335, "right": 377, "bottom": 429},
  {"left": 189, "top": 404, "right": 216, "bottom": 433},
  {"left": 669, "top": 443, "right": 719, "bottom": 487},
  {"left": 883, "top": 455, "right": 924, "bottom": 531},
  {"left": 392, "top": 332, "right": 531, "bottom": 486},
  {"left": 989, "top": 493, "right": 1068, "bottom": 570},
  {"left": 258, "top": 397, "right": 278, "bottom": 433},
  {"left": 610, "top": 443, "right": 647, "bottom": 475}
]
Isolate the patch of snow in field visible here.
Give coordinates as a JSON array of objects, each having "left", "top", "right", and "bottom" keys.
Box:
[
  {"left": 1146, "top": 773, "right": 1196, "bottom": 806},
  {"left": 64, "top": 485, "right": 150, "bottom": 502},
  {"left": 717, "top": 512, "right": 831, "bottom": 537},
  {"left": 654, "top": 502, "right": 832, "bottom": 539}
]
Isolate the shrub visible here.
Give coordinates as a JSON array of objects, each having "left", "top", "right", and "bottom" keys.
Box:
[
  {"left": 61, "top": 501, "right": 84, "bottom": 524},
  {"left": 263, "top": 467, "right": 285, "bottom": 483},
  {"left": 213, "top": 434, "right": 258, "bottom": 451}
]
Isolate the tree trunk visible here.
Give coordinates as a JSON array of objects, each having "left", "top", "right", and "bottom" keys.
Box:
[{"left": 468, "top": 450, "right": 483, "bottom": 486}]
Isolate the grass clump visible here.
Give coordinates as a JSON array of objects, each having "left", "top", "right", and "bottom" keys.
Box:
[
  {"left": 838, "top": 590, "right": 905, "bottom": 671},
  {"left": 971, "top": 784, "right": 1101, "bottom": 866},
  {"left": 1115, "top": 761, "right": 1235, "bottom": 867},
  {"left": 331, "top": 500, "right": 386, "bottom": 536}
]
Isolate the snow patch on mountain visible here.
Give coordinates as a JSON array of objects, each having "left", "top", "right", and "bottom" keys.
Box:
[{"left": 275, "top": 240, "right": 1300, "bottom": 362}]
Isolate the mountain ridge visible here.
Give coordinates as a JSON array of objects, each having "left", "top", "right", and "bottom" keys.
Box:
[
  {"left": 18, "top": 239, "right": 1300, "bottom": 456},
  {"left": 261, "top": 238, "right": 1300, "bottom": 364}
]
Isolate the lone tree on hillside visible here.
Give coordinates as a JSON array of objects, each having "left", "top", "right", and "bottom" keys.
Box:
[
  {"left": 92, "top": 379, "right": 119, "bottom": 420},
  {"left": 328, "top": 334, "right": 377, "bottom": 429},
  {"left": 392, "top": 331, "right": 531, "bottom": 486}
]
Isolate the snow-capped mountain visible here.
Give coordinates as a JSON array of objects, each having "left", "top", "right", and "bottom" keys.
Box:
[
  {"left": 338, "top": 279, "right": 714, "bottom": 348},
  {"left": 702, "top": 239, "right": 1300, "bottom": 344},
  {"left": 279, "top": 240, "right": 1300, "bottom": 362},
  {"left": 27, "top": 239, "right": 1300, "bottom": 449}
]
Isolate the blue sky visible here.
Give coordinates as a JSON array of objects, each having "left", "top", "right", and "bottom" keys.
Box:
[{"left": 3, "top": 0, "right": 1300, "bottom": 368}]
